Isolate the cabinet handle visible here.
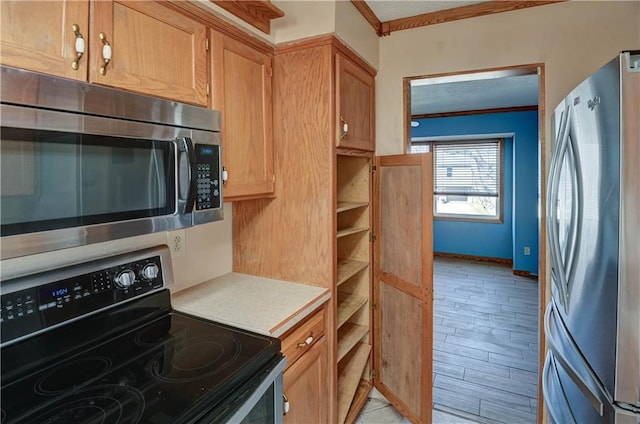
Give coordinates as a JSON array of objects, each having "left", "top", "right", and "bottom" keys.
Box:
[
  {"left": 283, "top": 394, "right": 290, "bottom": 415},
  {"left": 99, "top": 32, "right": 112, "bottom": 76},
  {"left": 71, "top": 24, "right": 85, "bottom": 70},
  {"left": 340, "top": 116, "right": 349, "bottom": 140},
  {"left": 296, "top": 334, "right": 314, "bottom": 348},
  {"left": 222, "top": 167, "right": 228, "bottom": 185}
]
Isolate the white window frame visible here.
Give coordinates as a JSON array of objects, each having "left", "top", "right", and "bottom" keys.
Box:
[{"left": 410, "top": 134, "right": 511, "bottom": 223}]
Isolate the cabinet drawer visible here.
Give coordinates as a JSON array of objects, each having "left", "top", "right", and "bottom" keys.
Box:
[{"left": 280, "top": 307, "right": 325, "bottom": 369}]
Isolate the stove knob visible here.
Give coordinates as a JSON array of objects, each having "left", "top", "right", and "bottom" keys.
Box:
[
  {"left": 141, "top": 263, "right": 159, "bottom": 281},
  {"left": 114, "top": 270, "right": 136, "bottom": 288}
]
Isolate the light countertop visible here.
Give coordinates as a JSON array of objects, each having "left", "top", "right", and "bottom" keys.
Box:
[{"left": 171, "top": 273, "right": 330, "bottom": 338}]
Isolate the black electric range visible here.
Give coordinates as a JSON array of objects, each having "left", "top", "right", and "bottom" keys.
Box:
[{"left": 0, "top": 247, "right": 283, "bottom": 424}]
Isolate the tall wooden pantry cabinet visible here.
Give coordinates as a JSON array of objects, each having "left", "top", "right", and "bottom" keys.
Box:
[{"left": 232, "top": 35, "right": 434, "bottom": 424}]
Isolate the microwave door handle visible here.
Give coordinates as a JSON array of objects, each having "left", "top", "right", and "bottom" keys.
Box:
[{"left": 180, "top": 137, "right": 197, "bottom": 214}]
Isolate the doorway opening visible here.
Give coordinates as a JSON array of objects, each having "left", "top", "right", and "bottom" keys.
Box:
[{"left": 404, "top": 64, "right": 546, "bottom": 424}]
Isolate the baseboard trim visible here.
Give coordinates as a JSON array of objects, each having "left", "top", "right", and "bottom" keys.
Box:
[
  {"left": 434, "top": 251, "right": 512, "bottom": 266},
  {"left": 513, "top": 269, "right": 538, "bottom": 280}
]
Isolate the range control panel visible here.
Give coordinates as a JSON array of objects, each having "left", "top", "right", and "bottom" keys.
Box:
[{"left": 1, "top": 254, "right": 165, "bottom": 344}]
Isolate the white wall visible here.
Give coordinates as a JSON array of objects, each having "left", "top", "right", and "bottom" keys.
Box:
[{"left": 376, "top": 1, "right": 640, "bottom": 155}]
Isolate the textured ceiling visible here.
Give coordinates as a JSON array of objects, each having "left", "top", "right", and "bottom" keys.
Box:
[
  {"left": 365, "top": 0, "right": 488, "bottom": 22},
  {"left": 411, "top": 74, "right": 539, "bottom": 115}
]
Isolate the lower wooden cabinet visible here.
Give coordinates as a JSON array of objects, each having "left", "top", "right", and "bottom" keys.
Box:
[
  {"left": 280, "top": 306, "right": 328, "bottom": 424},
  {"left": 283, "top": 336, "right": 328, "bottom": 424}
]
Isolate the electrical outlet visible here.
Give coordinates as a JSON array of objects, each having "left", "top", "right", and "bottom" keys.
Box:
[
  {"left": 524, "top": 246, "right": 531, "bottom": 256},
  {"left": 167, "top": 229, "right": 186, "bottom": 258}
]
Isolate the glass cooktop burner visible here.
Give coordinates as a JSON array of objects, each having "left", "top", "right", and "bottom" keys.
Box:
[{"left": 1, "top": 311, "right": 279, "bottom": 424}]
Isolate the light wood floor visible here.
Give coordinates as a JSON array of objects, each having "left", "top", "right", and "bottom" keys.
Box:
[{"left": 432, "top": 257, "right": 539, "bottom": 423}]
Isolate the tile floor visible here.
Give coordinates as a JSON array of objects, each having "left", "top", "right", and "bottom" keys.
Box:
[{"left": 357, "top": 258, "right": 539, "bottom": 424}]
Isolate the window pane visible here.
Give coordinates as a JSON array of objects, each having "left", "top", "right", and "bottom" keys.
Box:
[
  {"left": 434, "top": 195, "right": 497, "bottom": 217},
  {"left": 433, "top": 141, "right": 500, "bottom": 197}
]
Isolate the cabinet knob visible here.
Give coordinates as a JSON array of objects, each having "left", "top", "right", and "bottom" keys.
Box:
[
  {"left": 296, "top": 334, "right": 314, "bottom": 348},
  {"left": 340, "top": 116, "right": 349, "bottom": 140},
  {"left": 283, "top": 393, "right": 290, "bottom": 415},
  {"left": 71, "top": 24, "right": 85, "bottom": 70},
  {"left": 99, "top": 32, "right": 112, "bottom": 76}
]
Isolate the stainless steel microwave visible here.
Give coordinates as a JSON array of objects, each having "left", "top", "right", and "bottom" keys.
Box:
[{"left": 0, "top": 66, "right": 223, "bottom": 260}]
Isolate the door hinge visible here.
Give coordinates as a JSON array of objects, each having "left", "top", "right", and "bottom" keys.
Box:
[
  {"left": 370, "top": 302, "right": 377, "bottom": 310},
  {"left": 370, "top": 163, "right": 377, "bottom": 173},
  {"left": 369, "top": 232, "right": 377, "bottom": 242},
  {"left": 370, "top": 369, "right": 376, "bottom": 380},
  {"left": 206, "top": 83, "right": 210, "bottom": 96},
  {"left": 205, "top": 38, "right": 209, "bottom": 52}
]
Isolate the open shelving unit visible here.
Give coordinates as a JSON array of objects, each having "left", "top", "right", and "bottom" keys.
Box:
[{"left": 336, "top": 154, "right": 372, "bottom": 424}]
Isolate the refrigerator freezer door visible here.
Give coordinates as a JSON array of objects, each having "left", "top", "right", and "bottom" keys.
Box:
[
  {"left": 616, "top": 52, "right": 640, "bottom": 410},
  {"left": 550, "top": 55, "right": 621, "bottom": 398}
]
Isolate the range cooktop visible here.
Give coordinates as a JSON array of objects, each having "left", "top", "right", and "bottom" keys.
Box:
[{"left": 0, "top": 291, "right": 281, "bottom": 424}]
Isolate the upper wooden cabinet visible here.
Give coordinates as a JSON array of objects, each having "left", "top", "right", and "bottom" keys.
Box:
[
  {"left": 211, "top": 30, "right": 274, "bottom": 200},
  {"left": 336, "top": 54, "right": 375, "bottom": 152},
  {"left": 90, "top": 1, "right": 208, "bottom": 105},
  {"left": 0, "top": 1, "right": 89, "bottom": 80},
  {"left": 1, "top": 1, "right": 208, "bottom": 105}
]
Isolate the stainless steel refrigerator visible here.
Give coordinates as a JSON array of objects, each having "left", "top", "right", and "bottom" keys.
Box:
[{"left": 543, "top": 51, "right": 640, "bottom": 423}]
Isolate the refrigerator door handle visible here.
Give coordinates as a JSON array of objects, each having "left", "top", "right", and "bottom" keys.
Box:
[
  {"left": 543, "top": 353, "right": 578, "bottom": 424},
  {"left": 545, "top": 301, "right": 610, "bottom": 415},
  {"left": 563, "top": 125, "right": 582, "bottom": 290},
  {"left": 547, "top": 105, "right": 572, "bottom": 309}
]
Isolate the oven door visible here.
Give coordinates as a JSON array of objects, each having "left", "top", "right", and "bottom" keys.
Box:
[
  {"left": 0, "top": 104, "right": 218, "bottom": 259},
  {"left": 204, "top": 356, "right": 287, "bottom": 424}
]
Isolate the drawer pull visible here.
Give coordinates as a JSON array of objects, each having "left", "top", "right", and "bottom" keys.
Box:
[
  {"left": 71, "top": 24, "right": 85, "bottom": 70},
  {"left": 297, "top": 334, "right": 314, "bottom": 348},
  {"left": 283, "top": 394, "right": 290, "bottom": 415}
]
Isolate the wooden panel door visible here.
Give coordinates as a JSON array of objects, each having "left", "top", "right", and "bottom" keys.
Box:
[
  {"left": 373, "top": 154, "right": 433, "bottom": 424},
  {"left": 90, "top": 1, "right": 208, "bottom": 105},
  {"left": 283, "top": 337, "right": 329, "bottom": 424},
  {"left": 336, "top": 54, "right": 375, "bottom": 152},
  {"left": 211, "top": 31, "right": 274, "bottom": 200},
  {"left": 1, "top": 0, "right": 89, "bottom": 80}
]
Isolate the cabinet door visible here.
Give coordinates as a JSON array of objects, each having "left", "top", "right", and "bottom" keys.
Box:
[
  {"left": 211, "top": 31, "right": 274, "bottom": 200},
  {"left": 336, "top": 54, "right": 375, "bottom": 152},
  {"left": 283, "top": 337, "right": 329, "bottom": 424},
  {"left": 1, "top": 0, "right": 89, "bottom": 80},
  {"left": 373, "top": 153, "right": 433, "bottom": 424},
  {"left": 90, "top": 1, "right": 208, "bottom": 105}
]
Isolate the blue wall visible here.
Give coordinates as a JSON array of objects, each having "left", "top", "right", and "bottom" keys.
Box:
[{"left": 413, "top": 110, "right": 539, "bottom": 274}]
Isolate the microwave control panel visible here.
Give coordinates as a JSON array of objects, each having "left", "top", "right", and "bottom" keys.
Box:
[
  {"left": 0, "top": 255, "right": 164, "bottom": 345},
  {"left": 195, "top": 144, "right": 221, "bottom": 210}
]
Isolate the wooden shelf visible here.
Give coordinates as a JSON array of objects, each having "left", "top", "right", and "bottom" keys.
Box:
[
  {"left": 337, "top": 226, "right": 368, "bottom": 238},
  {"left": 343, "top": 379, "right": 373, "bottom": 424},
  {"left": 337, "top": 292, "right": 368, "bottom": 329},
  {"left": 337, "top": 201, "right": 369, "bottom": 213},
  {"left": 338, "top": 343, "right": 371, "bottom": 424},
  {"left": 337, "top": 259, "right": 369, "bottom": 286},
  {"left": 338, "top": 323, "right": 369, "bottom": 362}
]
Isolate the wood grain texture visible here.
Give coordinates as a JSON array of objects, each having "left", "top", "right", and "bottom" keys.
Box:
[
  {"left": 412, "top": 105, "right": 538, "bottom": 120},
  {"left": 283, "top": 336, "right": 329, "bottom": 424},
  {"left": 0, "top": 0, "right": 89, "bottom": 80},
  {"left": 280, "top": 306, "right": 325, "bottom": 372},
  {"left": 338, "top": 343, "right": 371, "bottom": 424},
  {"left": 386, "top": 1, "right": 562, "bottom": 33},
  {"left": 536, "top": 64, "right": 546, "bottom": 424},
  {"left": 338, "top": 323, "right": 369, "bottom": 362},
  {"left": 210, "top": 0, "right": 283, "bottom": 34},
  {"left": 233, "top": 44, "right": 334, "bottom": 286},
  {"left": 164, "top": 0, "right": 273, "bottom": 55},
  {"left": 336, "top": 54, "right": 375, "bottom": 151},
  {"left": 379, "top": 282, "right": 424, "bottom": 419},
  {"left": 380, "top": 165, "right": 423, "bottom": 285},
  {"left": 373, "top": 153, "right": 434, "bottom": 424},
  {"left": 90, "top": 1, "right": 207, "bottom": 105},
  {"left": 211, "top": 30, "right": 274, "bottom": 199}
]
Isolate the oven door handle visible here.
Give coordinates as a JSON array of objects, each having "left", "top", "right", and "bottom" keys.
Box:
[{"left": 179, "top": 137, "right": 197, "bottom": 214}]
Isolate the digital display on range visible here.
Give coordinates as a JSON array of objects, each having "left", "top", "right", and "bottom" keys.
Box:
[
  {"left": 199, "top": 146, "right": 215, "bottom": 156},
  {"left": 39, "top": 283, "right": 72, "bottom": 303}
]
